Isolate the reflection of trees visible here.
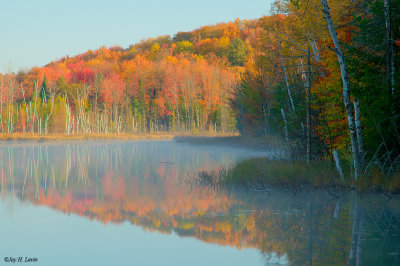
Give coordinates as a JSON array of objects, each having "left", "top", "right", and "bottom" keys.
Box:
[
  {"left": 349, "top": 200, "right": 365, "bottom": 266},
  {"left": 0, "top": 143, "right": 399, "bottom": 265}
]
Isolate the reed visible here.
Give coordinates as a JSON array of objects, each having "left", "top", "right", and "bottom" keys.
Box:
[
  {"left": 194, "top": 157, "right": 400, "bottom": 194},
  {"left": 0, "top": 132, "right": 238, "bottom": 141},
  {"left": 224, "top": 158, "right": 345, "bottom": 188},
  {"left": 0, "top": 133, "right": 175, "bottom": 141}
]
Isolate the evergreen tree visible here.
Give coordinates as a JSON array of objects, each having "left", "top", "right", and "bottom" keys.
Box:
[
  {"left": 347, "top": 0, "right": 400, "bottom": 163},
  {"left": 228, "top": 38, "right": 247, "bottom": 66},
  {"left": 231, "top": 72, "right": 273, "bottom": 136},
  {"left": 40, "top": 76, "right": 49, "bottom": 103}
]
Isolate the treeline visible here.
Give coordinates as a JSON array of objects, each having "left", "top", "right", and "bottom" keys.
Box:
[
  {"left": 0, "top": 19, "right": 258, "bottom": 134},
  {"left": 0, "top": 0, "right": 399, "bottom": 179},
  {"left": 232, "top": 0, "right": 399, "bottom": 180}
]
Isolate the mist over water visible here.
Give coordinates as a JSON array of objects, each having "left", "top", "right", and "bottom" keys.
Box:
[{"left": 0, "top": 140, "right": 399, "bottom": 265}]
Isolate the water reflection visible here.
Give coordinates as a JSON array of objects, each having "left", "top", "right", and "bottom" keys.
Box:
[{"left": 0, "top": 141, "right": 399, "bottom": 265}]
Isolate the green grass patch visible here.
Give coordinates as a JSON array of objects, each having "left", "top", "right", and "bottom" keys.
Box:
[
  {"left": 356, "top": 168, "right": 400, "bottom": 194},
  {"left": 193, "top": 157, "right": 400, "bottom": 194},
  {"left": 224, "top": 158, "right": 345, "bottom": 188}
]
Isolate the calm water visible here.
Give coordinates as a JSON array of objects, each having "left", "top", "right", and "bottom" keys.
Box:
[{"left": 0, "top": 140, "right": 399, "bottom": 266}]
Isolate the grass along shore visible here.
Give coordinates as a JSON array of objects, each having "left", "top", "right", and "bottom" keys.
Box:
[
  {"left": 0, "top": 132, "right": 240, "bottom": 141},
  {"left": 4, "top": 133, "right": 398, "bottom": 194},
  {"left": 0, "top": 133, "right": 176, "bottom": 141},
  {"left": 192, "top": 157, "right": 400, "bottom": 194}
]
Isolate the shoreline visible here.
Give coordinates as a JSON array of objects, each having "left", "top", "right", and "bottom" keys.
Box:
[
  {"left": 0, "top": 133, "right": 282, "bottom": 152},
  {"left": 229, "top": 182, "right": 400, "bottom": 197},
  {"left": 195, "top": 173, "right": 400, "bottom": 196},
  {"left": 174, "top": 135, "right": 284, "bottom": 152},
  {"left": 0, "top": 133, "right": 238, "bottom": 142},
  {"left": 4, "top": 133, "right": 398, "bottom": 195},
  {"left": 227, "top": 184, "right": 400, "bottom": 200},
  {"left": 191, "top": 157, "right": 400, "bottom": 195}
]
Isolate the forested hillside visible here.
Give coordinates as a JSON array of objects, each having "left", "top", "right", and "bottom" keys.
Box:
[
  {"left": 0, "top": 0, "right": 399, "bottom": 177},
  {"left": 0, "top": 19, "right": 255, "bottom": 135}
]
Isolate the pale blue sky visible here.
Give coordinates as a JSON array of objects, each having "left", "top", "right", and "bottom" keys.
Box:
[{"left": 0, "top": 0, "right": 273, "bottom": 73}]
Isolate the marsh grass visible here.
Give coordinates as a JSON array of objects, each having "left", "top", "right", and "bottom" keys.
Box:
[
  {"left": 0, "top": 133, "right": 174, "bottom": 141},
  {"left": 356, "top": 168, "right": 400, "bottom": 194},
  {"left": 0, "top": 132, "right": 241, "bottom": 142},
  {"left": 194, "top": 157, "right": 400, "bottom": 194},
  {"left": 224, "top": 158, "right": 346, "bottom": 188}
]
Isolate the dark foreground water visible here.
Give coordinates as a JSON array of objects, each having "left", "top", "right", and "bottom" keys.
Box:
[{"left": 0, "top": 140, "right": 399, "bottom": 266}]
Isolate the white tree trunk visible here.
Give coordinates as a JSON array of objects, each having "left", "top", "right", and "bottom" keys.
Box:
[
  {"left": 281, "top": 108, "right": 289, "bottom": 143},
  {"left": 32, "top": 81, "right": 38, "bottom": 133},
  {"left": 45, "top": 94, "right": 55, "bottom": 134},
  {"left": 334, "top": 198, "right": 342, "bottom": 219},
  {"left": 20, "top": 84, "right": 30, "bottom": 132},
  {"left": 384, "top": 0, "right": 395, "bottom": 96},
  {"left": 308, "top": 35, "right": 320, "bottom": 62},
  {"left": 306, "top": 48, "right": 312, "bottom": 163},
  {"left": 333, "top": 149, "right": 345, "bottom": 182},
  {"left": 321, "top": 0, "right": 362, "bottom": 180},
  {"left": 353, "top": 98, "right": 365, "bottom": 169},
  {"left": 279, "top": 46, "right": 295, "bottom": 112}
]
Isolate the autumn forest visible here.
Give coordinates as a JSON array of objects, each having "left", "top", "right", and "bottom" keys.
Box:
[
  {"left": 0, "top": 0, "right": 399, "bottom": 181},
  {"left": 2, "top": 1, "right": 400, "bottom": 265}
]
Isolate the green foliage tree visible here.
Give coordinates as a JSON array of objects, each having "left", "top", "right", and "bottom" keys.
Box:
[
  {"left": 175, "top": 41, "right": 194, "bottom": 54},
  {"left": 231, "top": 72, "right": 273, "bottom": 136},
  {"left": 228, "top": 38, "right": 247, "bottom": 66},
  {"left": 40, "top": 76, "right": 49, "bottom": 103},
  {"left": 347, "top": 0, "right": 400, "bottom": 163}
]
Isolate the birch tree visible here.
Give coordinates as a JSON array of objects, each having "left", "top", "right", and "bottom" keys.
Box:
[
  {"left": 306, "top": 48, "right": 312, "bottom": 163},
  {"left": 279, "top": 45, "right": 295, "bottom": 113},
  {"left": 320, "top": 0, "right": 362, "bottom": 180}
]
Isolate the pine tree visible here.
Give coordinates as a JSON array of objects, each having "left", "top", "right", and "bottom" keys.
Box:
[
  {"left": 40, "top": 76, "right": 49, "bottom": 103},
  {"left": 228, "top": 38, "right": 247, "bottom": 66}
]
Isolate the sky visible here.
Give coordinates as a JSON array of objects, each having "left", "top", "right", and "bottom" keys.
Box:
[{"left": 0, "top": 0, "right": 274, "bottom": 73}]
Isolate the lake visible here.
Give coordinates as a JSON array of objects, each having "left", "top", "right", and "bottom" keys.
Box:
[{"left": 0, "top": 140, "right": 399, "bottom": 265}]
